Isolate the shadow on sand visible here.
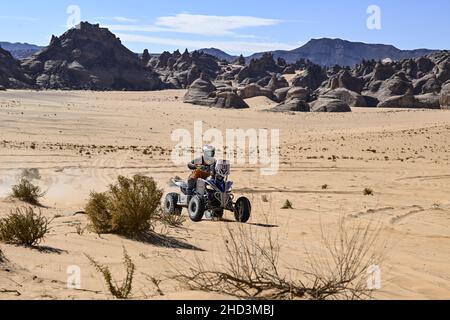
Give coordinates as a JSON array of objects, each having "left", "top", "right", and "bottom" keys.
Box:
[{"left": 131, "top": 232, "right": 205, "bottom": 252}]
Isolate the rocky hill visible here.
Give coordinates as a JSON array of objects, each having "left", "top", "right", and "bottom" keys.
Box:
[
  {"left": 21, "top": 22, "right": 163, "bottom": 90},
  {"left": 0, "top": 42, "right": 43, "bottom": 60},
  {"left": 0, "top": 47, "right": 34, "bottom": 89}
]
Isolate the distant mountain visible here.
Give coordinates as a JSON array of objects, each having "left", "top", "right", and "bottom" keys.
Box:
[
  {"left": 0, "top": 42, "right": 43, "bottom": 60},
  {"left": 196, "top": 48, "right": 238, "bottom": 62},
  {"left": 200, "top": 39, "right": 440, "bottom": 67},
  {"left": 248, "top": 38, "right": 440, "bottom": 66}
]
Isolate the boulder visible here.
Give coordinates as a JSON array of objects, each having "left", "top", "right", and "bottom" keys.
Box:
[
  {"left": 237, "top": 84, "right": 273, "bottom": 99},
  {"left": 378, "top": 94, "right": 440, "bottom": 109},
  {"left": 375, "top": 72, "right": 414, "bottom": 101},
  {"left": 362, "top": 95, "right": 380, "bottom": 108},
  {"left": 413, "top": 74, "right": 441, "bottom": 94},
  {"left": 291, "top": 65, "right": 327, "bottom": 90},
  {"left": 274, "top": 87, "right": 290, "bottom": 102},
  {"left": 184, "top": 74, "right": 248, "bottom": 109},
  {"left": 440, "top": 82, "right": 450, "bottom": 108},
  {"left": 266, "top": 74, "right": 289, "bottom": 92},
  {"left": 416, "top": 93, "right": 441, "bottom": 109},
  {"left": 324, "top": 88, "right": 367, "bottom": 107},
  {"left": 236, "top": 53, "right": 281, "bottom": 83},
  {"left": 310, "top": 97, "right": 351, "bottom": 112},
  {"left": 214, "top": 92, "right": 249, "bottom": 109},
  {"left": 272, "top": 99, "right": 310, "bottom": 113},
  {"left": 373, "top": 62, "right": 395, "bottom": 81},
  {"left": 286, "top": 87, "right": 310, "bottom": 101},
  {"left": 184, "top": 74, "right": 216, "bottom": 104},
  {"left": 337, "top": 69, "right": 364, "bottom": 93}
]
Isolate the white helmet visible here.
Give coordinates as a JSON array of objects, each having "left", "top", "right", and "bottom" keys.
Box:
[{"left": 203, "top": 144, "right": 216, "bottom": 163}]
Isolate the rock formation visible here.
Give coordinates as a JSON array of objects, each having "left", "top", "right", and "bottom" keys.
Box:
[{"left": 21, "top": 22, "right": 163, "bottom": 90}]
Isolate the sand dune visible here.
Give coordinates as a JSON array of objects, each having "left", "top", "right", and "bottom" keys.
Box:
[{"left": 1, "top": 89, "right": 450, "bottom": 300}]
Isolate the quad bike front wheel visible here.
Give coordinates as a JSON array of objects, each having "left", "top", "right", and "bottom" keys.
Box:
[
  {"left": 234, "top": 197, "right": 251, "bottom": 223},
  {"left": 164, "top": 193, "right": 182, "bottom": 215},
  {"left": 188, "top": 195, "right": 205, "bottom": 222}
]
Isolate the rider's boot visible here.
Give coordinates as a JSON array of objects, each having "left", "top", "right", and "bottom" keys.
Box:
[{"left": 187, "top": 178, "right": 196, "bottom": 195}]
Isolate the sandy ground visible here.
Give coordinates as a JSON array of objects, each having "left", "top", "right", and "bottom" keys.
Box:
[{"left": 1, "top": 89, "right": 450, "bottom": 300}]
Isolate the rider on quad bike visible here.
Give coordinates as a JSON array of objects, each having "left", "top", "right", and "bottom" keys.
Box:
[{"left": 186, "top": 145, "right": 217, "bottom": 195}]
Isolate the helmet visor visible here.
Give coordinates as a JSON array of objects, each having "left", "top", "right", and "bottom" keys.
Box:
[{"left": 205, "top": 150, "right": 215, "bottom": 158}]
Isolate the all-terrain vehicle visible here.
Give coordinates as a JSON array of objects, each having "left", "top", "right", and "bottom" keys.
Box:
[{"left": 164, "top": 160, "right": 251, "bottom": 223}]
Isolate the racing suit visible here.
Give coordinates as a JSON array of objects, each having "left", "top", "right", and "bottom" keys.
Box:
[{"left": 187, "top": 156, "right": 216, "bottom": 195}]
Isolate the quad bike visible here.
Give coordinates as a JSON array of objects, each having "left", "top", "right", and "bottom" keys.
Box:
[{"left": 164, "top": 160, "right": 251, "bottom": 223}]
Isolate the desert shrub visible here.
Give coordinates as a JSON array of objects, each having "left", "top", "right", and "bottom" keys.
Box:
[
  {"left": 11, "top": 178, "right": 45, "bottom": 205},
  {"left": 87, "top": 247, "right": 135, "bottom": 299},
  {"left": 86, "top": 192, "right": 112, "bottom": 234},
  {"left": 261, "top": 195, "right": 269, "bottom": 203},
  {"left": 174, "top": 219, "right": 383, "bottom": 300},
  {"left": 160, "top": 213, "right": 186, "bottom": 228},
  {"left": 86, "top": 175, "right": 163, "bottom": 236},
  {"left": 0, "top": 207, "right": 50, "bottom": 246},
  {"left": 363, "top": 188, "right": 374, "bottom": 196},
  {"left": 322, "top": 184, "right": 329, "bottom": 190},
  {"left": 281, "top": 199, "right": 293, "bottom": 209}
]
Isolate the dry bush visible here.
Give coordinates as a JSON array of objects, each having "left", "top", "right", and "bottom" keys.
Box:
[
  {"left": 87, "top": 247, "right": 135, "bottom": 299},
  {"left": 86, "top": 175, "right": 163, "bottom": 236},
  {"left": 11, "top": 178, "right": 46, "bottom": 205},
  {"left": 363, "top": 188, "right": 374, "bottom": 196},
  {"left": 281, "top": 199, "right": 294, "bottom": 209},
  {"left": 261, "top": 195, "right": 269, "bottom": 203},
  {"left": 160, "top": 212, "right": 186, "bottom": 228},
  {"left": 173, "top": 219, "right": 384, "bottom": 300},
  {"left": 0, "top": 207, "right": 50, "bottom": 246}
]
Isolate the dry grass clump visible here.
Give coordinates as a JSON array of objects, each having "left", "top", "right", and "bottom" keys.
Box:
[
  {"left": 11, "top": 178, "right": 45, "bottom": 205},
  {"left": 281, "top": 199, "right": 294, "bottom": 209},
  {"left": 160, "top": 213, "right": 186, "bottom": 228},
  {"left": 0, "top": 207, "right": 50, "bottom": 246},
  {"left": 173, "top": 219, "right": 383, "bottom": 300},
  {"left": 85, "top": 175, "right": 163, "bottom": 236},
  {"left": 87, "top": 247, "right": 135, "bottom": 299},
  {"left": 363, "top": 188, "right": 374, "bottom": 196}
]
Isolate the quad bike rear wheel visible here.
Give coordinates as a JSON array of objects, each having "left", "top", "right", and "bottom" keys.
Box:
[
  {"left": 234, "top": 197, "right": 251, "bottom": 223},
  {"left": 188, "top": 195, "right": 205, "bottom": 222},
  {"left": 164, "top": 193, "right": 182, "bottom": 215}
]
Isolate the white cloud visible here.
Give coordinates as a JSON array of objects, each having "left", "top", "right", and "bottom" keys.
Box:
[
  {"left": 0, "top": 15, "right": 39, "bottom": 22},
  {"left": 97, "top": 16, "right": 139, "bottom": 23},
  {"left": 155, "top": 13, "right": 280, "bottom": 36},
  {"left": 116, "top": 33, "right": 298, "bottom": 55},
  {"left": 106, "top": 13, "right": 281, "bottom": 37}
]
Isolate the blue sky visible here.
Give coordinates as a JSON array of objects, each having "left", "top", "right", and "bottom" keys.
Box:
[{"left": 1, "top": 0, "right": 449, "bottom": 55}]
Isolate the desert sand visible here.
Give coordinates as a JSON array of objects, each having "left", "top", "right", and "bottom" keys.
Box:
[{"left": 1, "top": 89, "right": 450, "bottom": 300}]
